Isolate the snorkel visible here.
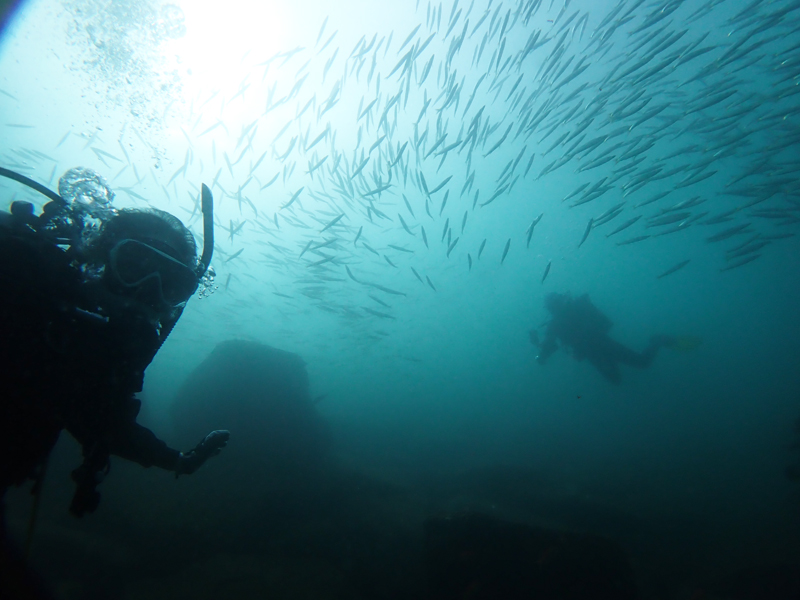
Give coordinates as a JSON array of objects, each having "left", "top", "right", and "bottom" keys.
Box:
[{"left": 197, "top": 183, "right": 214, "bottom": 277}]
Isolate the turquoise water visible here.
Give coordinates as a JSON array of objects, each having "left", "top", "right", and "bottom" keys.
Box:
[{"left": 1, "top": 0, "right": 799, "bottom": 595}]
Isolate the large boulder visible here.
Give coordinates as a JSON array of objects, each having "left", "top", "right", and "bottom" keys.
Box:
[
  {"left": 170, "top": 339, "right": 329, "bottom": 475},
  {"left": 168, "top": 339, "right": 332, "bottom": 545}
]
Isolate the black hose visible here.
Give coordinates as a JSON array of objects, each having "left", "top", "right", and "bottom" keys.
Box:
[
  {"left": 197, "top": 183, "right": 214, "bottom": 276},
  {"left": 0, "top": 166, "right": 67, "bottom": 206}
]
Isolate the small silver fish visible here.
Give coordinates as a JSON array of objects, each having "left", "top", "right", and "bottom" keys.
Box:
[
  {"left": 578, "top": 218, "right": 593, "bottom": 247},
  {"left": 541, "top": 261, "right": 551, "bottom": 283},
  {"left": 500, "top": 238, "right": 511, "bottom": 264}
]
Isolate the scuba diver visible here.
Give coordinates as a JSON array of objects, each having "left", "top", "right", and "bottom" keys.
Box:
[
  {"left": 0, "top": 166, "right": 229, "bottom": 530},
  {"left": 530, "top": 292, "right": 680, "bottom": 385}
]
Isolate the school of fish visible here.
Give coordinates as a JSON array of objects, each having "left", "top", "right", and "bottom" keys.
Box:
[{"left": 2, "top": 0, "right": 799, "bottom": 328}]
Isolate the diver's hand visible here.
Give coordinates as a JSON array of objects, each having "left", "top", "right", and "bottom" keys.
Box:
[
  {"left": 175, "top": 430, "right": 230, "bottom": 476},
  {"left": 197, "top": 430, "right": 230, "bottom": 458}
]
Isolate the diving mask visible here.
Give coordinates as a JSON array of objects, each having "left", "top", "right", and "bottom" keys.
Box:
[{"left": 108, "top": 239, "right": 199, "bottom": 308}]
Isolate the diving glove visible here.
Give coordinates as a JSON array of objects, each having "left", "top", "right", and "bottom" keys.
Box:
[{"left": 175, "top": 430, "right": 230, "bottom": 477}]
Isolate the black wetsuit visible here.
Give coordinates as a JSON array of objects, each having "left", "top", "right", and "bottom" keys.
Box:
[
  {"left": 0, "top": 204, "right": 182, "bottom": 519},
  {"left": 534, "top": 293, "right": 670, "bottom": 384}
]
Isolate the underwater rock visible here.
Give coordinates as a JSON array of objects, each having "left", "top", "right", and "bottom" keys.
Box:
[
  {"left": 707, "top": 563, "right": 800, "bottom": 600},
  {"left": 170, "top": 339, "right": 330, "bottom": 475},
  {"left": 424, "top": 512, "right": 637, "bottom": 600},
  {"left": 125, "top": 553, "right": 347, "bottom": 600}
]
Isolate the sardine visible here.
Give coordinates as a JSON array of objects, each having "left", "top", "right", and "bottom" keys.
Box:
[
  {"left": 320, "top": 213, "right": 345, "bottom": 232},
  {"left": 578, "top": 218, "right": 593, "bottom": 247},
  {"left": 500, "top": 238, "right": 511, "bottom": 264},
  {"left": 657, "top": 259, "right": 691, "bottom": 279},
  {"left": 617, "top": 235, "right": 650, "bottom": 246}
]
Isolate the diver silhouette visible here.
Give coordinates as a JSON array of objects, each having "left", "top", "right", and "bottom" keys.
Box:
[
  {"left": 530, "top": 292, "right": 675, "bottom": 384},
  {"left": 0, "top": 167, "right": 229, "bottom": 528}
]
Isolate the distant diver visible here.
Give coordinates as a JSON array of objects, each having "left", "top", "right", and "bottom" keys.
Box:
[
  {"left": 0, "top": 166, "right": 230, "bottom": 527},
  {"left": 530, "top": 291, "right": 694, "bottom": 384}
]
